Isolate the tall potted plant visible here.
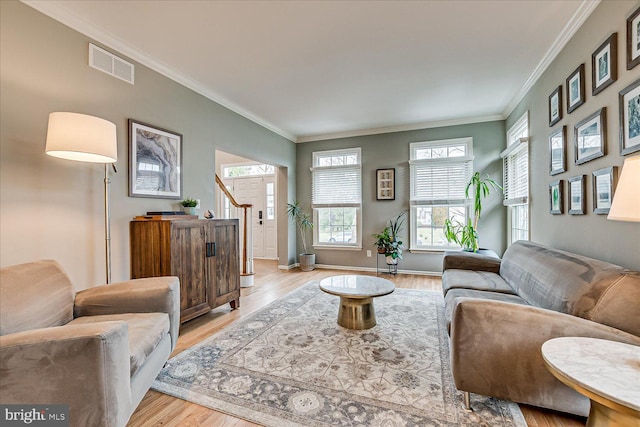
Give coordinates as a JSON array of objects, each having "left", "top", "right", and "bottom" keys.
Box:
[
  {"left": 287, "top": 201, "right": 315, "bottom": 271},
  {"left": 373, "top": 212, "right": 405, "bottom": 265},
  {"left": 444, "top": 172, "right": 502, "bottom": 252}
]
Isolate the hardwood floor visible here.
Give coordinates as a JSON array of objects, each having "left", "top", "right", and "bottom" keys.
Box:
[{"left": 128, "top": 260, "right": 586, "bottom": 427}]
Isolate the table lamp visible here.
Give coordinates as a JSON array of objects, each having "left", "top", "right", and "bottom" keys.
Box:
[
  {"left": 45, "top": 112, "right": 118, "bottom": 283},
  {"left": 607, "top": 155, "right": 640, "bottom": 222}
]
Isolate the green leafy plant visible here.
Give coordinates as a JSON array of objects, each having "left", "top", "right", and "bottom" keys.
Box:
[
  {"left": 444, "top": 172, "right": 502, "bottom": 251},
  {"left": 181, "top": 198, "right": 198, "bottom": 208},
  {"left": 287, "top": 201, "right": 313, "bottom": 255},
  {"left": 373, "top": 212, "right": 406, "bottom": 261}
]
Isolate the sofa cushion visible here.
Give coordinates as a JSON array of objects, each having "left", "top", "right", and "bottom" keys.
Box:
[
  {"left": 0, "top": 260, "right": 74, "bottom": 336},
  {"left": 444, "top": 289, "right": 530, "bottom": 331},
  {"left": 442, "top": 269, "right": 516, "bottom": 297},
  {"left": 500, "top": 241, "right": 629, "bottom": 318},
  {"left": 69, "top": 313, "right": 169, "bottom": 376}
]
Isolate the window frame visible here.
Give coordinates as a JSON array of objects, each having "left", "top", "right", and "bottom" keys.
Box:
[
  {"left": 311, "top": 147, "right": 362, "bottom": 249},
  {"left": 503, "top": 111, "right": 530, "bottom": 245},
  {"left": 408, "top": 137, "right": 474, "bottom": 251}
]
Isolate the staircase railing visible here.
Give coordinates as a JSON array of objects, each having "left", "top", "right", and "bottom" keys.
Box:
[{"left": 215, "top": 173, "right": 255, "bottom": 287}]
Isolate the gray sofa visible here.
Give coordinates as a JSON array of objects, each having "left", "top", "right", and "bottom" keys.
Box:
[
  {"left": 0, "top": 260, "right": 180, "bottom": 427},
  {"left": 442, "top": 241, "right": 640, "bottom": 416}
]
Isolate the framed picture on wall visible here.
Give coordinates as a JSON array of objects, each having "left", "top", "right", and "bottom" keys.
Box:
[
  {"left": 619, "top": 78, "right": 640, "bottom": 155},
  {"left": 549, "top": 126, "right": 566, "bottom": 175},
  {"left": 574, "top": 108, "right": 606, "bottom": 165},
  {"left": 566, "top": 64, "right": 585, "bottom": 113},
  {"left": 376, "top": 168, "right": 395, "bottom": 200},
  {"left": 592, "top": 167, "right": 617, "bottom": 215},
  {"left": 549, "top": 180, "right": 564, "bottom": 215},
  {"left": 592, "top": 33, "right": 617, "bottom": 95},
  {"left": 129, "top": 119, "right": 183, "bottom": 199},
  {"left": 548, "top": 86, "right": 563, "bottom": 127},
  {"left": 627, "top": 6, "right": 640, "bottom": 70},
  {"left": 568, "top": 175, "right": 586, "bottom": 215}
]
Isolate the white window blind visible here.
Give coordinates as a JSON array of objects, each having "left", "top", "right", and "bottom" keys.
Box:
[
  {"left": 410, "top": 139, "right": 473, "bottom": 205},
  {"left": 501, "top": 137, "right": 529, "bottom": 206},
  {"left": 311, "top": 164, "right": 361, "bottom": 206}
]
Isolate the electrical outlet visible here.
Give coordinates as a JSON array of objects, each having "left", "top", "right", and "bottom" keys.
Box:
[
  {"left": 196, "top": 199, "right": 201, "bottom": 209},
  {"left": 366, "top": 250, "right": 372, "bottom": 257}
]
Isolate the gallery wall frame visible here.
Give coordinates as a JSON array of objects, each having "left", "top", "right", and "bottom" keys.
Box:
[
  {"left": 549, "top": 126, "right": 567, "bottom": 176},
  {"left": 568, "top": 175, "right": 586, "bottom": 215},
  {"left": 549, "top": 180, "right": 564, "bottom": 215},
  {"left": 566, "top": 64, "right": 586, "bottom": 114},
  {"left": 574, "top": 107, "right": 606, "bottom": 165},
  {"left": 627, "top": 5, "right": 640, "bottom": 70},
  {"left": 592, "top": 166, "right": 617, "bottom": 215},
  {"left": 548, "top": 86, "right": 563, "bottom": 127},
  {"left": 619, "top": 78, "right": 640, "bottom": 155},
  {"left": 129, "top": 119, "right": 183, "bottom": 199},
  {"left": 376, "top": 168, "right": 395, "bottom": 200},
  {"left": 592, "top": 33, "right": 617, "bottom": 96}
]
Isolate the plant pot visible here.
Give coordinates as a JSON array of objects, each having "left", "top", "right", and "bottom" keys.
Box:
[
  {"left": 299, "top": 253, "right": 316, "bottom": 271},
  {"left": 184, "top": 207, "right": 196, "bottom": 215},
  {"left": 377, "top": 247, "right": 386, "bottom": 254},
  {"left": 386, "top": 256, "right": 398, "bottom": 265}
]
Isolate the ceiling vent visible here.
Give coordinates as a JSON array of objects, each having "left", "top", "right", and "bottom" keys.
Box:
[{"left": 88, "top": 43, "right": 134, "bottom": 85}]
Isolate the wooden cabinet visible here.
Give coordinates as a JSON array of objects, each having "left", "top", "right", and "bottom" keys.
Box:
[{"left": 130, "top": 218, "right": 240, "bottom": 323}]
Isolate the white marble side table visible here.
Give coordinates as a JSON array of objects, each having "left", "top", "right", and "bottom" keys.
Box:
[
  {"left": 541, "top": 337, "right": 640, "bottom": 427},
  {"left": 319, "top": 275, "right": 395, "bottom": 330}
]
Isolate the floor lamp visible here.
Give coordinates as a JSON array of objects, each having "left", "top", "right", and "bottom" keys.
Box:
[
  {"left": 45, "top": 112, "right": 118, "bottom": 283},
  {"left": 607, "top": 155, "right": 640, "bottom": 223}
]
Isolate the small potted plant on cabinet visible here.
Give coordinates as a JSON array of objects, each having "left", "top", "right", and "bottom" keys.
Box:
[
  {"left": 444, "top": 172, "right": 501, "bottom": 252},
  {"left": 181, "top": 198, "right": 198, "bottom": 216},
  {"left": 287, "top": 201, "right": 315, "bottom": 271}
]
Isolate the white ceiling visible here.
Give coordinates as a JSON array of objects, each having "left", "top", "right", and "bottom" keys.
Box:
[{"left": 24, "top": 0, "right": 597, "bottom": 142}]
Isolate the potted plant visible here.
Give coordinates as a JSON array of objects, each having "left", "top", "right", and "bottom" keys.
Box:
[
  {"left": 286, "top": 201, "right": 315, "bottom": 271},
  {"left": 181, "top": 198, "right": 198, "bottom": 215},
  {"left": 444, "top": 172, "right": 502, "bottom": 252},
  {"left": 373, "top": 212, "right": 405, "bottom": 265}
]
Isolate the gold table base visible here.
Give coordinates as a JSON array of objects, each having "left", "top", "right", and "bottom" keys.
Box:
[
  {"left": 586, "top": 400, "right": 640, "bottom": 427},
  {"left": 337, "top": 296, "right": 376, "bottom": 330}
]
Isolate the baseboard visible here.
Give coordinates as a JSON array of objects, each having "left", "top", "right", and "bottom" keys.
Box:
[{"left": 278, "top": 263, "right": 299, "bottom": 270}]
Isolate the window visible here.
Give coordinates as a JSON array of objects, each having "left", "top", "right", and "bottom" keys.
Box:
[
  {"left": 502, "top": 112, "right": 530, "bottom": 244},
  {"left": 311, "top": 148, "right": 362, "bottom": 248},
  {"left": 223, "top": 163, "right": 274, "bottom": 177},
  {"left": 409, "top": 138, "right": 473, "bottom": 250},
  {"left": 265, "top": 182, "right": 275, "bottom": 220}
]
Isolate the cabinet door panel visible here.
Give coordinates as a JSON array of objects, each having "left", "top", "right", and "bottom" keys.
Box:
[
  {"left": 171, "top": 223, "right": 208, "bottom": 314},
  {"left": 210, "top": 221, "right": 239, "bottom": 297}
]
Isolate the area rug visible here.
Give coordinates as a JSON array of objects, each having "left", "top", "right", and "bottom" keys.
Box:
[{"left": 153, "top": 282, "right": 527, "bottom": 427}]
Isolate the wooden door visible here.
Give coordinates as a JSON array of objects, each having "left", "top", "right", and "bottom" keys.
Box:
[{"left": 171, "top": 221, "right": 210, "bottom": 322}]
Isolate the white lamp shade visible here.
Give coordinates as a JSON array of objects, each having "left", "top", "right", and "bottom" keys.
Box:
[
  {"left": 46, "top": 112, "right": 117, "bottom": 163},
  {"left": 608, "top": 156, "right": 640, "bottom": 222}
]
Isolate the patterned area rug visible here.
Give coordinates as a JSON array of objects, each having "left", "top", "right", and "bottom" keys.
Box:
[{"left": 153, "top": 282, "right": 527, "bottom": 427}]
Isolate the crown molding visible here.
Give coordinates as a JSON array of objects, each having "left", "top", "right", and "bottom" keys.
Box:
[
  {"left": 21, "top": 0, "right": 297, "bottom": 142},
  {"left": 502, "top": 0, "right": 600, "bottom": 119},
  {"left": 296, "top": 114, "right": 505, "bottom": 143}
]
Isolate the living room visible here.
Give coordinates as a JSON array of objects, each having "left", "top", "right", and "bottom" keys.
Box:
[{"left": 1, "top": 1, "right": 639, "bottom": 426}]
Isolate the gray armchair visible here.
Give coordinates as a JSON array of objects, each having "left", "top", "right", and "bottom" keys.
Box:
[{"left": 0, "top": 260, "right": 180, "bottom": 427}]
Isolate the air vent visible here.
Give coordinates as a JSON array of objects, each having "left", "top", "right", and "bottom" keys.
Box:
[{"left": 89, "top": 43, "right": 135, "bottom": 85}]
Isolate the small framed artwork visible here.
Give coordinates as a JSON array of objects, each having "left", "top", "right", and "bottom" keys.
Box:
[
  {"left": 592, "top": 33, "right": 617, "bottom": 96},
  {"left": 619, "top": 78, "right": 640, "bottom": 155},
  {"left": 566, "top": 64, "right": 585, "bottom": 113},
  {"left": 376, "top": 168, "right": 395, "bottom": 200},
  {"left": 627, "top": 6, "right": 640, "bottom": 70},
  {"left": 574, "top": 107, "right": 606, "bottom": 165},
  {"left": 549, "top": 180, "right": 564, "bottom": 215},
  {"left": 129, "top": 119, "right": 183, "bottom": 199},
  {"left": 568, "top": 175, "right": 586, "bottom": 215},
  {"left": 592, "top": 167, "right": 618, "bottom": 215},
  {"left": 549, "top": 126, "right": 566, "bottom": 175},
  {"left": 549, "top": 86, "right": 563, "bottom": 127}
]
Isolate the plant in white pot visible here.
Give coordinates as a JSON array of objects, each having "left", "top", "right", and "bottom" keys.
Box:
[
  {"left": 287, "top": 201, "right": 315, "bottom": 271},
  {"left": 181, "top": 198, "right": 198, "bottom": 215},
  {"left": 444, "top": 172, "right": 502, "bottom": 252}
]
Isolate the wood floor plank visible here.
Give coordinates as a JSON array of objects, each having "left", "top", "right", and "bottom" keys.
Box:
[{"left": 127, "top": 260, "right": 585, "bottom": 427}]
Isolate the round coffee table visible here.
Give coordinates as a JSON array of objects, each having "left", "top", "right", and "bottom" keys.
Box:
[
  {"left": 542, "top": 337, "right": 640, "bottom": 427},
  {"left": 319, "top": 275, "right": 395, "bottom": 330}
]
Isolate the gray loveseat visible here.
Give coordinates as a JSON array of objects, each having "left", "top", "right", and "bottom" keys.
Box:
[
  {"left": 442, "top": 241, "right": 640, "bottom": 416},
  {"left": 0, "top": 260, "right": 180, "bottom": 427}
]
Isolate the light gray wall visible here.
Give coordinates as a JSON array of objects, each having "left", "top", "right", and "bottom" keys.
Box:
[
  {"left": 506, "top": 0, "right": 640, "bottom": 270},
  {"left": 296, "top": 121, "right": 506, "bottom": 273},
  {"left": 0, "top": 1, "right": 296, "bottom": 288}
]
